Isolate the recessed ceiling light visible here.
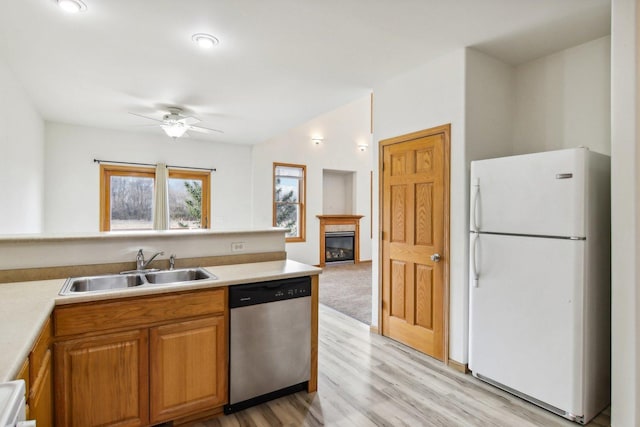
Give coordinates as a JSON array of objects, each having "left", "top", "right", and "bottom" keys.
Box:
[
  {"left": 57, "top": 0, "right": 87, "bottom": 13},
  {"left": 192, "top": 33, "right": 219, "bottom": 49}
]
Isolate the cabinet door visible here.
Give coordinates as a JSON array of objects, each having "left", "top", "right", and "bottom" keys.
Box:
[
  {"left": 150, "top": 316, "right": 227, "bottom": 423},
  {"left": 15, "top": 359, "right": 30, "bottom": 419},
  {"left": 55, "top": 329, "right": 149, "bottom": 427},
  {"left": 30, "top": 317, "right": 53, "bottom": 427},
  {"left": 30, "top": 350, "right": 53, "bottom": 427}
]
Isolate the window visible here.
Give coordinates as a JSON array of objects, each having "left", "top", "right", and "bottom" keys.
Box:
[
  {"left": 100, "top": 165, "right": 210, "bottom": 231},
  {"left": 168, "top": 170, "right": 210, "bottom": 229},
  {"left": 100, "top": 165, "right": 155, "bottom": 231},
  {"left": 273, "top": 163, "right": 306, "bottom": 242}
]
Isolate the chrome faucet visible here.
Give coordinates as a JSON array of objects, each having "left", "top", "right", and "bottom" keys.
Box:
[
  {"left": 136, "top": 249, "right": 164, "bottom": 271},
  {"left": 169, "top": 254, "right": 176, "bottom": 270}
]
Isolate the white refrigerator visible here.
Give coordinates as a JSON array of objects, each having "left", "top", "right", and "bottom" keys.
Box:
[{"left": 468, "top": 148, "right": 610, "bottom": 424}]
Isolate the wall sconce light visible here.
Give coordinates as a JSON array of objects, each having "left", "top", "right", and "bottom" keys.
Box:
[
  {"left": 312, "top": 137, "right": 324, "bottom": 145},
  {"left": 358, "top": 142, "right": 369, "bottom": 152}
]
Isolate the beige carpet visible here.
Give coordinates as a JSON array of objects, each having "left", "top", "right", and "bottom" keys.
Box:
[{"left": 319, "top": 262, "right": 371, "bottom": 325}]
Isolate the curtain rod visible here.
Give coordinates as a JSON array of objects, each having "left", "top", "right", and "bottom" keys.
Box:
[{"left": 93, "top": 159, "right": 216, "bottom": 172}]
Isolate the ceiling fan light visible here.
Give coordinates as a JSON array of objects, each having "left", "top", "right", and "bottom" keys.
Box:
[
  {"left": 192, "top": 33, "right": 219, "bottom": 49},
  {"left": 161, "top": 123, "right": 188, "bottom": 139},
  {"left": 57, "top": 0, "right": 87, "bottom": 13}
]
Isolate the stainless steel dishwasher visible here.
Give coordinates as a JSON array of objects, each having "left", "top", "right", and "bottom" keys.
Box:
[{"left": 224, "top": 276, "right": 311, "bottom": 414}]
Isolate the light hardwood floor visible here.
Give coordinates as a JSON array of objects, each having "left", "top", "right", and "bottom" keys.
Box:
[{"left": 197, "top": 304, "right": 611, "bottom": 427}]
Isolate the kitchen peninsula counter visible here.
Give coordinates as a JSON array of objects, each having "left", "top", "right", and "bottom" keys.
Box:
[{"left": 0, "top": 259, "right": 321, "bottom": 382}]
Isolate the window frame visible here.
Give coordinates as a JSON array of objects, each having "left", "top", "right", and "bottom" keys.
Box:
[
  {"left": 167, "top": 169, "right": 211, "bottom": 229},
  {"left": 272, "top": 162, "right": 306, "bottom": 243},
  {"left": 99, "top": 164, "right": 211, "bottom": 231},
  {"left": 100, "top": 165, "right": 155, "bottom": 231}
]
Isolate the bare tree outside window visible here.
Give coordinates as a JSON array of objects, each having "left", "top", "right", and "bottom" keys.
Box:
[
  {"left": 109, "top": 176, "right": 154, "bottom": 230},
  {"left": 100, "top": 165, "right": 210, "bottom": 231},
  {"left": 273, "top": 163, "right": 306, "bottom": 242}
]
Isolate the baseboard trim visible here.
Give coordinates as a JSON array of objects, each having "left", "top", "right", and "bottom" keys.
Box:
[
  {"left": 448, "top": 359, "right": 469, "bottom": 374},
  {"left": 369, "top": 324, "right": 379, "bottom": 334}
]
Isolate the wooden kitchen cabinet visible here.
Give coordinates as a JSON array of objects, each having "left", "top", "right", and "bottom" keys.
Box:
[
  {"left": 15, "top": 317, "right": 53, "bottom": 426},
  {"left": 54, "top": 329, "right": 149, "bottom": 427},
  {"left": 53, "top": 287, "right": 228, "bottom": 427},
  {"left": 15, "top": 359, "right": 30, "bottom": 419},
  {"left": 150, "top": 316, "right": 227, "bottom": 423},
  {"left": 30, "top": 350, "right": 53, "bottom": 427}
]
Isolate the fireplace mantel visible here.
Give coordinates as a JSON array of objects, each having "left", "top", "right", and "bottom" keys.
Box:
[
  {"left": 316, "top": 215, "right": 364, "bottom": 221},
  {"left": 317, "top": 215, "right": 364, "bottom": 267}
]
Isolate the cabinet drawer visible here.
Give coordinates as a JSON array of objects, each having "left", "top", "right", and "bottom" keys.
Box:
[{"left": 55, "top": 288, "right": 225, "bottom": 337}]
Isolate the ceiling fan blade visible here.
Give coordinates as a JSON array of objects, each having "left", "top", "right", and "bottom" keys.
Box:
[
  {"left": 182, "top": 116, "right": 201, "bottom": 125},
  {"left": 129, "top": 112, "right": 163, "bottom": 123},
  {"left": 188, "top": 124, "right": 224, "bottom": 134}
]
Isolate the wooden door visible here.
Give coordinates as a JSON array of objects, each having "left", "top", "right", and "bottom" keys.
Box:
[
  {"left": 54, "top": 329, "right": 149, "bottom": 427},
  {"left": 380, "top": 125, "right": 449, "bottom": 361},
  {"left": 149, "top": 316, "right": 227, "bottom": 423}
]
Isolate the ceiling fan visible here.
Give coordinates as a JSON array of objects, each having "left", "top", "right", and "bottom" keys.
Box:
[{"left": 129, "top": 107, "right": 223, "bottom": 140}]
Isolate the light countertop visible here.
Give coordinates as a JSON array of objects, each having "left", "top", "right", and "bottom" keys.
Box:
[
  {"left": 0, "top": 259, "right": 321, "bottom": 382},
  {"left": 0, "top": 227, "right": 288, "bottom": 243}
]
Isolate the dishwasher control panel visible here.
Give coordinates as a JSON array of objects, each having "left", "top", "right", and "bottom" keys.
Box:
[{"left": 229, "top": 276, "right": 311, "bottom": 308}]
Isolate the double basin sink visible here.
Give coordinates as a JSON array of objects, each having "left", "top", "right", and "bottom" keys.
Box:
[{"left": 59, "top": 268, "right": 217, "bottom": 296}]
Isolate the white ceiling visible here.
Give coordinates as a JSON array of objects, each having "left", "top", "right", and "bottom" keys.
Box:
[{"left": 0, "top": 0, "right": 610, "bottom": 145}]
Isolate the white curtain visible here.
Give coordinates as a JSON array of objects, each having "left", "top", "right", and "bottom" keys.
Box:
[{"left": 153, "top": 163, "right": 169, "bottom": 230}]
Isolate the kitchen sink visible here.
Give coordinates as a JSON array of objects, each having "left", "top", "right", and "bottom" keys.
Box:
[
  {"left": 60, "top": 273, "right": 145, "bottom": 294},
  {"left": 59, "top": 268, "right": 217, "bottom": 295},
  {"left": 145, "top": 268, "right": 216, "bottom": 284}
]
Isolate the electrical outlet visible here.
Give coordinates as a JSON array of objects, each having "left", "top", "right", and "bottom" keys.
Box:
[{"left": 231, "top": 242, "right": 245, "bottom": 252}]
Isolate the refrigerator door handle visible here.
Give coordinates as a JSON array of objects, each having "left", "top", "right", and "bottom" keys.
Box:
[
  {"left": 471, "top": 178, "right": 480, "bottom": 232},
  {"left": 471, "top": 233, "right": 479, "bottom": 287}
]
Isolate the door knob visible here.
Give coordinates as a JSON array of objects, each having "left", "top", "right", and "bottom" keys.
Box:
[{"left": 430, "top": 253, "right": 441, "bottom": 262}]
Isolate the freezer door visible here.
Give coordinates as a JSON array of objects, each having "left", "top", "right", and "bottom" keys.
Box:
[
  {"left": 470, "top": 148, "right": 586, "bottom": 237},
  {"left": 469, "top": 233, "right": 585, "bottom": 416}
]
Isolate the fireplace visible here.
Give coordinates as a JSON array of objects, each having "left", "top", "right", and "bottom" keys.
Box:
[
  {"left": 325, "top": 231, "right": 355, "bottom": 264},
  {"left": 316, "top": 215, "right": 363, "bottom": 267}
]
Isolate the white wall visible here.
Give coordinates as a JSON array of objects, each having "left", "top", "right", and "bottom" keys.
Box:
[
  {"left": 251, "top": 96, "right": 372, "bottom": 266},
  {"left": 0, "top": 56, "right": 44, "bottom": 233},
  {"left": 372, "top": 49, "right": 467, "bottom": 361},
  {"left": 371, "top": 40, "right": 610, "bottom": 365},
  {"left": 463, "top": 48, "right": 517, "bottom": 361},
  {"left": 44, "top": 123, "right": 253, "bottom": 233},
  {"left": 465, "top": 49, "right": 516, "bottom": 162},
  {"left": 0, "top": 229, "right": 285, "bottom": 270},
  {"left": 513, "top": 36, "right": 611, "bottom": 155},
  {"left": 323, "top": 170, "right": 354, "bottom": 214},
  {"left": 610, "top": 0, "right": 639, "bottom": 425}
]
